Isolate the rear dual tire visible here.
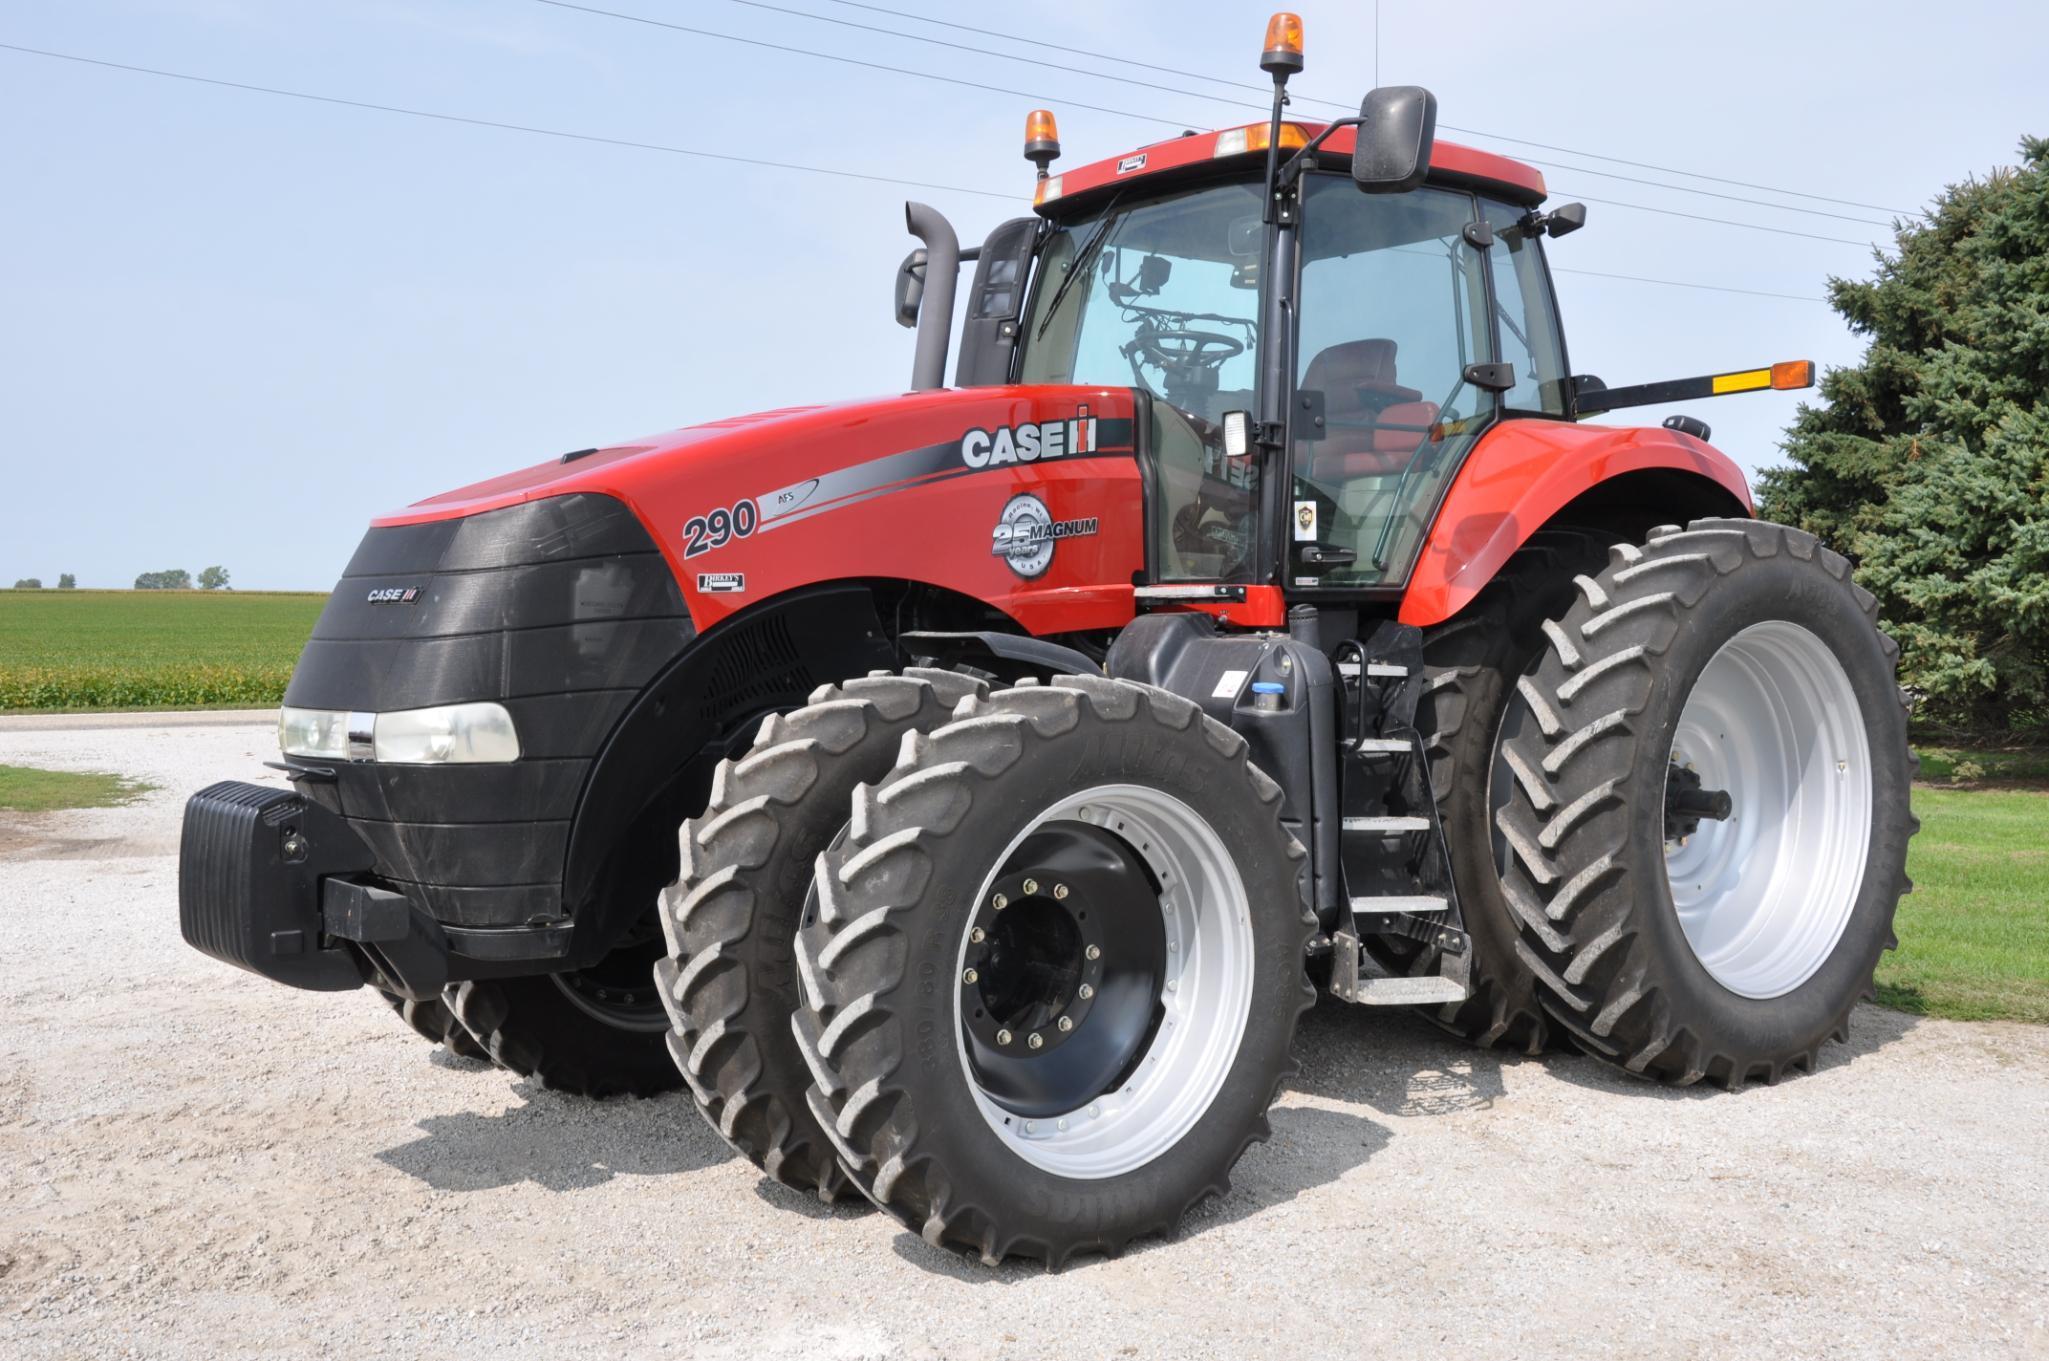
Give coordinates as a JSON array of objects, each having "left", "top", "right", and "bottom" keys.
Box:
[{"left": 1495, "top": 519, "right": 1915, "bottom": 1086}]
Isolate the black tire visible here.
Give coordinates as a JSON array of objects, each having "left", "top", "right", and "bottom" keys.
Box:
[
  {"left": 378, "top": 986, "right": 488, "bottom": 1062},
  {"left": 1404, "top": 528, "right": 1612, "bottom": 1053},
  {"left": 792, "top": 676, "right": 1315, "bottom": 1267},
  {"left": 448, "top": 933, "right": 681, "bottom": 1099},
  {"left": 655, "top": 668, "right": 987, "bottom": 1201},
  {"left": 1495, "top": 519, "right": 1915, "bottom": 1087}
]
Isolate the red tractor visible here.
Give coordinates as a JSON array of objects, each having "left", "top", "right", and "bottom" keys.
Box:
[{"left": 180, "top": 15, "right": 1914, "bottom": 1267}]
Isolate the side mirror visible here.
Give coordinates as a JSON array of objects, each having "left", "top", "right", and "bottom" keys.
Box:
[
  {"left": 895, "top": 248, "right": 928, "bottom": 329},
  {"left": 1351, "top": 85, "right": 1437, "bottom": 194},
  {"left": 1545, "top": 202, "right": 1588, "bottom": 238}
]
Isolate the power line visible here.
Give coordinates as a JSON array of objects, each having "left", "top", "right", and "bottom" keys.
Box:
[
  {"left": 712, "top": 0, "right": 1269, "bottom": 115},
  {"left": 1556, "top": 192, "right": 1876, "bottom": 246},
  {"left": 540, "top": 0, "right": 1879, "bottom": 248},
  {"left": 0, "top": 42, "right": 1018, "bottom": 200},
  {"left": 0, "top": 41, "right": 1849, "bottom": 308},
  {"left": 710, "top": 0, "right": 1893, "bottom": 229},
  {"left": 1550, "top": 266, "right": 1827, "bottom": 305},
  {"left": 810, "top": 0, "right": 1918, "bottom": 217},
  {"left": 527, "top": 0, "right": 1200, "bottom": 129}
]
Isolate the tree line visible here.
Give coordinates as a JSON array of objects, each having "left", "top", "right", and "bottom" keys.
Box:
[{"left": 1758, "top": 136, "right": 2047, "bottom": 738}]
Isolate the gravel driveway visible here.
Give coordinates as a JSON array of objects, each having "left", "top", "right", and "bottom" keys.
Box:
[{"left": 3, "top": 718, "right": 2045, "bottom": 1360}]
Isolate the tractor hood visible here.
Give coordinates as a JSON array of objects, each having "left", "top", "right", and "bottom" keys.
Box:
[
  {"left": 371, "top": 384, "right": 1150, "bottom": 635},
  {"left": 374, "top": 387, "right": 1130, "bottom": 527}
]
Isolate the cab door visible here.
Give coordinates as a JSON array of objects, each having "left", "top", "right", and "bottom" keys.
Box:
[{"left": 1285, "top": 179, "right": 1497, "bottom": 592}]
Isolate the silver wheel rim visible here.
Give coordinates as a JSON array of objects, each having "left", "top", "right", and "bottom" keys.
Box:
[
  {"left": 1665, "top": 620, "right": 1872, "bottom": 999},
  {"left": 953, "top": 783, "right": 1254, "bottom": 1179}
]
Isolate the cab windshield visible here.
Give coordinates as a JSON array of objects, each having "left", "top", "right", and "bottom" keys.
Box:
[{"left": 1020, "top": 180, "right": 1267, "bottom": 581}]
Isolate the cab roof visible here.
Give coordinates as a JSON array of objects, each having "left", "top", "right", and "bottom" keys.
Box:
[{"left": 1034, "top": 119, "right": 1547, "bottom": 215}]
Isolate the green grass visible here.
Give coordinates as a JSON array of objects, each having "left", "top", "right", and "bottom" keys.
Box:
[
  {"left": 0, "top": 763, "right": 153, "bottom": 812},
  {"left": 0, "top": 589, "right": 325, "bottom": 711},
  {"left": 1879, "top": 787, "right": 2049, "bottom": 1023}
]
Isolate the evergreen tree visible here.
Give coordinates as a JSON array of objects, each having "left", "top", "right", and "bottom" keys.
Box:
[{"left": 1759, "top": 137, "right": 2049, "bottom": 734}]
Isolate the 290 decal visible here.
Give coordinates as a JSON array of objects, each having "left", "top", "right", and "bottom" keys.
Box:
[{"left": 683, "top": 497, "right": 758, "bottom": 557}]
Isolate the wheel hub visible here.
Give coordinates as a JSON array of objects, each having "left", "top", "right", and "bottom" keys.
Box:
[
  {"left": 960, "top": 823, "right": 1166, "bottom": 1119},
  {"left": 1663, "top": 620, "right": 1874, "bottom": 999}
]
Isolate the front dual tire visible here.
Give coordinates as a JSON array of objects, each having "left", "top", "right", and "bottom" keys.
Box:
[{"left": 790, "top": 676, "right": 1314, "bottom": 1266}]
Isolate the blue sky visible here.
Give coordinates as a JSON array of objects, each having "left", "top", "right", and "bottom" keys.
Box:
[{"left": 3, "top": 0, "right": 2043, "bottom": 588}]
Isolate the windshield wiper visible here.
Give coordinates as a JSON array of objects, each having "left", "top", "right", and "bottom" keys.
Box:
[{"left": 1035, "top": 192, "right": 1127, "bottom": 341}]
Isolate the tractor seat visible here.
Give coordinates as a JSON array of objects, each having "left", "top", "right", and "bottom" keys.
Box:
[{"left": 1301, "top": 338, "right": 1438, "bottom": 480}]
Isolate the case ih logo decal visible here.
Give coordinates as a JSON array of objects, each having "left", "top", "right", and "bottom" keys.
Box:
[
  {"left": 365, "top": 586, "right": 419, "bottom": 604},
  {"left": 991, "top": 494, "right": 1098, "bottom": 579},
  {"left": 960, "top": 414, "right": 1100, "bottom": 468}
]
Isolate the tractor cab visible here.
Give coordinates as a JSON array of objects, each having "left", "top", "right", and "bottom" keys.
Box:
[
  {"left": 1013, "top": 142, "right": 1573, "bottom": 593},
  {"left": 905, "top": 63, "right": 1599, "bottom": 618}
]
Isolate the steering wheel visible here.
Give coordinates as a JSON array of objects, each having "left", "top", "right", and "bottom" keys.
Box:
[{"left": 1134, "top": 328, "right": 1245, "bottom": 373}]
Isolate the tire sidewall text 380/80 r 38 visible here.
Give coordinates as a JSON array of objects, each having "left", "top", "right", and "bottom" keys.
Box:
[
  {"left": 792, "top": 675, "right": 1315, "bottom": 1267},
  {"left": 1495, "top": 519, "right": 1915, "bottom": 1086}
]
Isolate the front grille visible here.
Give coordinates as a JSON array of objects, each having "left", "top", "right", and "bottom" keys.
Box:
[{"left": 285, "top": 493, "right": 693, "bottom": 927}]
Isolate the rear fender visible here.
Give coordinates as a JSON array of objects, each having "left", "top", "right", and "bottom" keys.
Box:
[{"left": 1400, "top": 419, "right": 1752, "bottom": 627}]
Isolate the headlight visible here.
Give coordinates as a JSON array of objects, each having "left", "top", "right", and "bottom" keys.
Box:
[
  {"left": 278, "top": 702, "right": 520, "bottom": 764},
  {"left": 373, "top": 702, "right": 521, "bottom": 765},
  {"left": 279, "top": 707, "right": 351, "bottom": 760}
]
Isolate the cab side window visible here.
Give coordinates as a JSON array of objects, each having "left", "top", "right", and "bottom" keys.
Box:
[
  {"left": 1289, "top": 181, "right": 1493, "bottom": 587},
  {"left": 1482, "top": 198, "right": 1569, "bottom": 416}
]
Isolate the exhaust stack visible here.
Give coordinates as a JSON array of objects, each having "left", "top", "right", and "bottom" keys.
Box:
[{"left": 905, "top": 201, "right": 960, "bottom": 391}]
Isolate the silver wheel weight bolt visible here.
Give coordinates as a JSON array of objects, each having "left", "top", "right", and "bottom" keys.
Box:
[
  {"left": 1057, "top": 1118, "right": 1069, "bottom": 1131},
  {"left": 1052, "top": 882, "right": 1069, "bottom": 900},
  {"left": 1078, "top": 983, "right": 1094, "bottom": 1000},
  {"left": 962, "top": 968, "right": 979, "bottom": 985},
  {"left": 992, "top": 892, "right": 1008, "bottom": 911},
  {"left": 1088, "top": 1103, "right": 1102, "bottom": 1119},
  {"left": 1022, "top": 1120, "right": 1035, "bottom": 1134},
  {"left": 969, "top": 927, "right": 986, "bottom": 943},
  {"left": 995, "top": 1028, "right": 1013, "bottom": 1046},
  {"left": 1027, "top": 1032, "right": 1044, "bottom": 1050},
  {"left": 1085, "top": 944, "right": 1102, "bottom": 961},
  {"left": 1022, "top": 877, "right": 1039, "bottom": 896},
  {"left": 1166, "top": 979, "right": 1178, "bottom": 993},
  {"left": 1057, "top": 1015, "right": 1074, "bottom": 1032}
]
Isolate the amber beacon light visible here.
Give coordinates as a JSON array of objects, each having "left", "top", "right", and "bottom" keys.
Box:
[
  {"left": 1261, "top": 12, "right": 1304, "bottom": 75},
  {"left": 1024, "top": 109, "right": 1061, "bottom": 178}
]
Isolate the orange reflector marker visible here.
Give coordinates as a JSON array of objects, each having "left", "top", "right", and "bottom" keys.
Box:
[
  {"left": 1771, "top": 359, "right": 1815, "bottom": 390},
  {"left": 1261, "top": 12, "right": 1304, "bottom": 74},
  {"left": 1213, "top": 122, "right": 1309, "bottom": 159}
]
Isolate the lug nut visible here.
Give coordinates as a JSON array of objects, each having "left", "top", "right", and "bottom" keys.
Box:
[
  {"left": 1078, "top": 983, "right": 1094, "bottom": 1000},
  {"left": 1057, "top": 1016, "right": 1074, "bottom": 1033},
  {"left": 992, "top": 892, "right": 1008, "bottom": 911},
  {"left": 1052, "top": 883, "right": 1069, "bottom": 900},
  {"left": 1027, "top": 1033, "right": 1044, "bottom": 1050},
  {"left": 1085, "top": 945, "right": 1101, "bottom": 961},
  {"left": 1022, "top": 878, "right": 1040, "bottom": 896},
  {"left": 996, "top": 1028, "right": 1013, "bottom": 1046},
  {"left": 963, "top": 968, "right": 979, "bottom": 984},
  {"left": 970, "top": 927, "right": 986, "bottom": 943}
]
